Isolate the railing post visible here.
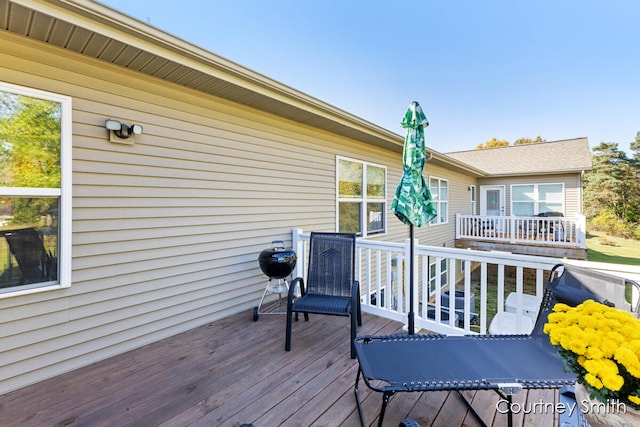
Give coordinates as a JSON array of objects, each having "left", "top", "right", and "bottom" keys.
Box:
[
  {"left": 509, "top": 216, "right": 516, "bottom": 243},
  {"left": 292, "top": 228, "right": 303, "bottom": 279},
  {"left": 577, "top": 214, "right": 587, "bottom": 248},
  {"left": 402, "top": 237, "right": 413, "bottom": 327},
  {"left": 456, "top": 213, "right": 461, "bottom": 239}
]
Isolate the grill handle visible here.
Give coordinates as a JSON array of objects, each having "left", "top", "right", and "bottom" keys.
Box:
[{"left": 271, "top": 240, "right": 285, "bottom": 250}]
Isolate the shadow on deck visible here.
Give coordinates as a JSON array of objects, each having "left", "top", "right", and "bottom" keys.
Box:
[{"left": 0, "top": 309, "right": 564, "bottom": 426}]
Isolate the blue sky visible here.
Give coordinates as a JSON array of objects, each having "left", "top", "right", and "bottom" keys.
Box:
[{"left": 100, "top": 0, "right": 639, "bottom": 154}]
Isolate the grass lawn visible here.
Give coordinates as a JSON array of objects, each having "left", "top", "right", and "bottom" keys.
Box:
[{"left": 586, "top": 231, "right": 640, "bottom": 266}]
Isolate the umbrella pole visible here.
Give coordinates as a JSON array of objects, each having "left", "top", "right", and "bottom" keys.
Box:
[{"left": 408, "top": 224, "right": 415, "bottom": 335}]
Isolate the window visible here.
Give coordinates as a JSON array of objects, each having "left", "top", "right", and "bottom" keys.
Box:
[
  {"left": 429, "top": 177, "right": 448, "bottom": 224},
  {"left": 0, "top": 82, "right": 71, "bottom": 296},
  {"left": 469, "top": 185, "right": 476, "bottom": 214},
  {"left": 511, "top": 183, "right": 564, "bottom": 216},
  {"left": 337, "top": 157, "right": 386, "bottom": 236},
  {"left": 429, "top": 257, "right": 448, "bottom": 294}
]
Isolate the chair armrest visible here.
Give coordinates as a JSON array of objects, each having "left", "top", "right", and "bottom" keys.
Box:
[
  {"left": 547, "top": 264, "right": 564, "bottom": 284},
  {"left": 351, "top": 280, "right": 360, "bottom": 302},
  {"left": 626, "top": 279, "right": 640, "bottom": 314},
  {"left": 288, "top": 277, "right": 305, "bottom": 302}
]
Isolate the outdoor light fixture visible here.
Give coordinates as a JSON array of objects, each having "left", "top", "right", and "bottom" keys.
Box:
[{"left": 105, "top": 119, "right": 143, "bottom": 142}]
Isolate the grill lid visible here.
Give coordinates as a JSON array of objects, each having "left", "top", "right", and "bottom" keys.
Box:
[{"left": 258, "top": 240, "right": 297, "bottom": 279}]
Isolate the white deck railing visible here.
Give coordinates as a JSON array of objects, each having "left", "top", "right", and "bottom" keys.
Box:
[
  {"left": 456, "top": 214, "right": 587, "bottom": 248},
  {"left": 292, "top": 229, "right": 565, "bottom": 335}
]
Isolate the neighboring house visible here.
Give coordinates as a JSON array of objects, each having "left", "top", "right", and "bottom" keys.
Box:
[
  {"left": 447, "top": 139, "right": 592, "bottom": 258},
  {"left": 0, "top": 0, "right": 588, "bottom": 394},
  {"left": 447, "top": 138, "right": 592, "bottom": 218}
]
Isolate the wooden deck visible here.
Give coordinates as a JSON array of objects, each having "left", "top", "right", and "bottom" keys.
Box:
[{"left": 0, "top": 308, "right": 565, "bottom": 427}]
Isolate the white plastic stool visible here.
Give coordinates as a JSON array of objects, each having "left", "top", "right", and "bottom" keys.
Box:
[
  {"left": 489, "top": 311, "right": 533, "bottom": 335},
  {"left": 505, "top": 292, "right": 539, "bottom": 320}
]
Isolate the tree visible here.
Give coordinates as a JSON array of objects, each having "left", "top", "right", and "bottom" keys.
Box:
[
  {"left": 0, "top": 91, "right": 61, "bottom": 227},
  {"left": 0, "top": 92, "right": 61, "bottom": 188},
  {"left": 583, "top": 141, "right": 640, "bottom": 224},
  {"left": 476, "top": 137, "right": 509, "bottom": 149},
  {"left": 584, "top": 142, "right": 626, "bottom": 219},
  {"left": 514, "top": 136, "right": 546, "bottom": 145},
  {"left": 624, "top": 131, "right": 640, "bottom": 223},
  {"left": 630, "top": 131, "right": 640, "bottom": 162}
]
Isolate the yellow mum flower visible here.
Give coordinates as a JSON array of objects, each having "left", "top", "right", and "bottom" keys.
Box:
[
  {"left": 585, "top": 346, "right": 603, "bottom": 360},
  {"left": 552, "top": 303, "right": 572, "bottom": 312},
  {"left": 545, "top": 299, "right": 640, "bottom": 406},
  {"left": 584, "top": 373, "right": 603, "bottom": 389},
  {"left": 627, "top": 340, "right": 640, "bottom": 354},
  {"left": 602, "top": 373, "right": 624, "bottom": 391},
  {"left": 615, "top": 346, "right": 640, "bottom": 378},
  {"left": 578, "top": 315, "right": 598, "bottom": 329},
  {"left": 599, "top": 339, "right": 619, "bottom": 359}
]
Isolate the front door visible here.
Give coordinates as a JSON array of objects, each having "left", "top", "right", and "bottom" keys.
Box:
[
  {"left": 480, "top": 185, "right": 505, "bottom": 235},
  {"left": 480, "top": 186, "right": 505, "bottom": 217}
]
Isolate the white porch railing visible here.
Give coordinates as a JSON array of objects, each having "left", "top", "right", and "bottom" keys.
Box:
[
  {"left": 456, "top": 214, "right": 587, "bottom": 248},
  {"left": 291, "top": 229, "right": 564, "bottom": 336}
]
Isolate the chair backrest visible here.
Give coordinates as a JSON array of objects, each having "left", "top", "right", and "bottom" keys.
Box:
[
  {"left": 538, "top": 211, "right": 564, "bottom": 217},
  {"left": 532, "top": 263, "right": 640, "bottom": 340},
  {"left": 550, "top": 263, "right": 639, "bottom": 314},
  {"left": 306, "top": 232, "right": 356, "bottom": 297},
  {"left": 4, "top": 228, "right": 52, "bottom": 284}
]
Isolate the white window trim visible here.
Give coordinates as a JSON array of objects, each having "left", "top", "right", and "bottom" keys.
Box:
[
  {"left": 428, "top": 176, "right": 449, "bottom": 225},
  {"left": 336, "top": 156, "right": 387, "bottom": 237},
  {"left": 0, "top": 82, "right": 72, "bottom": 298},
  {"left": 429, "top": 256, "right": 448, "bottom": 295},
  {"left": 469, "top": 185, "right": 476, "bottom": 215},
  {"left": 510, "top": 182, "right": 565, "bottom": 216}
]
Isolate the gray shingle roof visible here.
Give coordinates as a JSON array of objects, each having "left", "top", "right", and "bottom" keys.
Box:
[{"left": 445, "top": 137, "right": 593, "bottom": 176}]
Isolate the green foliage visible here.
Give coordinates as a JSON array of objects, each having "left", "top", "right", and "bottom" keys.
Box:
[
  {"left": 590, "top": 209, "right": 640, "bottom": 240},
  {"left": 0, "top": 92, "right": 61, "bottom": 188},
  {"left": 0, "top": 91, "right": 62, "bottom": 231},
  {"left": 583, "top": 137, "right": 640, "bottom": 238}
]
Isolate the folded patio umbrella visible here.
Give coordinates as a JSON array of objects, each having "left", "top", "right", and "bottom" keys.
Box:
[{"left": 391, "top": 101, "right": 437, "bottom": 334}]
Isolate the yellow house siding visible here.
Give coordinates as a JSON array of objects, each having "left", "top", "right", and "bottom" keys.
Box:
[{"left": 0, "top": 32, "right": 405, "bottom": 393}]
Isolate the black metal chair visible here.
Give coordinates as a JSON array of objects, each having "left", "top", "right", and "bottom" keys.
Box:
[
  {"left": 537, "top": 211, "right": 565, "bottom": 241},
  {"left": 3, "top": 228, "right": 54, "bottom": 284},
  {"left": 285, "top": 232, "right": 361, "bottom": 358}
]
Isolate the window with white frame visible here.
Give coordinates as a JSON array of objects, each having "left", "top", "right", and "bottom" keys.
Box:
[
  {"left": 0, "top": 82, "right": 71, "bottom": 295},
  {"left": 511, "top": 183, "right": 564, "bottom": 216},
  {"left": 429, "top": 257, "right": 448, "bottom": 295},
  {"left": 337, "top": 157, "right": 386, "bottom": 236},
  {"left": 429, "top": 177, "right": 448, "bottom": 224},
  {"left": 469, "top": 185, "right": 476, "bottom": 214}
]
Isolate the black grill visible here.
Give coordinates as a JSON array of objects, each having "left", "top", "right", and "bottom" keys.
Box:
[{"left": 258, "top": 241, "right": 296, "bottom": 279}]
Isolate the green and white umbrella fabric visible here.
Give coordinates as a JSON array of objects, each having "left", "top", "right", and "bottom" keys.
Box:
[
  {"left": 392, "top": 101, "right": 437, "bottom": 227},
  {"left": 392, "top": 101, "right": 437, "bottom": 334}
]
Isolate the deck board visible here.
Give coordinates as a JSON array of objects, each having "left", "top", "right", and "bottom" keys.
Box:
[{"left": 0, "top": 308, "right": 567, "bottom": 426}]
